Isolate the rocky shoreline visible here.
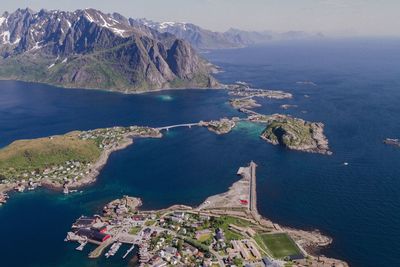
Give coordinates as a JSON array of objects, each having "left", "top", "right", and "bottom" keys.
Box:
[
  {"left": 41, "top": 136, "right": 136, "bottom": 192},
  {"left": 260, "top": 117, "right": 332, "bottom": 155},
  {"left": 200, "top": 118, "right": 238, "bottom": 135},
  {"left": 244, "top": 113, "right": 332, "bottom": 155}
]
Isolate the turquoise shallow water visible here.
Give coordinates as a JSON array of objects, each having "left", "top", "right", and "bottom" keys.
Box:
[{"left": 1, "top": 39, "right": 400, "bottom": 266}]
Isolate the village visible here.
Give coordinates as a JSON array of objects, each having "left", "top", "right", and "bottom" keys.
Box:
[
  {"left": 0, "top": 125, "right": 162, "bottom": 203},
  {"left": 65, "top": 163, "right": 348, "bottom": 267}
]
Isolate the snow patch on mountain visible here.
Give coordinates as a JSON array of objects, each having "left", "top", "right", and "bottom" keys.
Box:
[{"left": 0, "top": 17, "right": 6, "bottom": 26}]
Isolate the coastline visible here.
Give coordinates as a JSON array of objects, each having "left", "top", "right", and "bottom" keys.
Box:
[
  {"left": 194, "top": 163, "right": 341, "bottom": 262},
  {"left": 0, "top": 78, "right": 226, "bottom": 96},
  {"left": 0, "top": 130, "right": 163, "bottom": 196},
  {"left": 41, "top": 137, "right": 135, "bottom": 191},
  {"left": 66, "top": 162, "right": 348, "bottom": 267},
  {"left": 0, "top": 80, "right": 344, "bottom": 265}
]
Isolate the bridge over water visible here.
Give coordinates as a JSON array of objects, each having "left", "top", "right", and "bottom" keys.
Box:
[{"left": 156, "top": 122, "right": 200, "bottom": 131}]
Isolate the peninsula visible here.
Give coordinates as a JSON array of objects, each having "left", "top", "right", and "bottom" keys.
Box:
[
  {"left": 0, "top": 126, "right": 162, "bottom": 195},
  {"left": 65, "top": 162, "right": 347, "bottom": 267},
  {"left": 0, "top": 118, "right": 239, "bottom": 203}
]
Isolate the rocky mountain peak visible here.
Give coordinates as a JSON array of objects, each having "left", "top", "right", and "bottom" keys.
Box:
[{"left": 0, "top": 8, "right": 217, "bottom": 92}]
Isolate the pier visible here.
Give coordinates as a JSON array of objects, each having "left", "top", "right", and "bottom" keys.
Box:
[
  {"left": 248, "top": 161, "right": 259, "bottom": 221},
  {"left": 122, "top": 244, "right": 136, "bottom": 259},
  {"left": 89, "top": 238, "right": 114, "bottom": 258}
]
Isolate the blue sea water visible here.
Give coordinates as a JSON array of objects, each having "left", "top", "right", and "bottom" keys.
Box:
[{"left": 0, "top": 38, "right": 400, "bottom": 267}]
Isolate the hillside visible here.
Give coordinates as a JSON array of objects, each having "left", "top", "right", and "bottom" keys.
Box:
[
  {"left": 0, "top": 8, "right": 217, "bottom": 92},
  {"left": 0, "top": 132, "right": 101, "bottom": 180}
]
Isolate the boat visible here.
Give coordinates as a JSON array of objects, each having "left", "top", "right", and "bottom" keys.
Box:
[
  {"left": 384, "top": 138, "right": 400, "bottom": 147},
  {"left": 76, "top": 240, "right": 87, "bottom": 251},
  {"left": 0, "top": 193, "right": 8, "bottom": 205},
  {"left": 105, "top": 242, "right": 122, "bottom": 258}
]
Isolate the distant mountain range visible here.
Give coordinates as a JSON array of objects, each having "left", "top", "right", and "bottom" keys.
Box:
[
  {"left": 131, "top": 18, "right": 325, "bottom": 50},
  {"left": 0, "top": 8, "right": 217, "bottom": 92},
  {"left": 0, "top": 8, "right": 323, "bottom": 92}
]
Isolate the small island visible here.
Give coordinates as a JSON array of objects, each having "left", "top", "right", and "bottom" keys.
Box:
[
  {"left": 280, "top": 104, "right": 298, "bottom": 110},
  {"left": 226, "top": 81, "right": 292, "bottom": 112},
  {"left": 229, "top": 86, "right": 293, "bottom": 99},
  {"left": 249, "top": 114, "right": 332, "bottom": 155},
  {"left": 200, "top": 118, "right": 238, "bottom": 135},
  {"left": 65, "top": 162, "right": 347, "bottom": 267},
  {"left": 230, "top": 98, "right": 261, "bottom": 109}
]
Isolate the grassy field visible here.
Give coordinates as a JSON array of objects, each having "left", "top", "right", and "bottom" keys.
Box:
[
  {"left": 0, "top": 132, "right": 101, "bottom": 180},
  {"left": 208, "top": 216, "right": 254, "bottom": 242},
  {"left": 255, "top": 233, "right": 302, "bottom": 259}
]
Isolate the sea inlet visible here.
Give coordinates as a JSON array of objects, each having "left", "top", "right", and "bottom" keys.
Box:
[{"left": 1, "top": 39, "right": 400, "bottom": 266}]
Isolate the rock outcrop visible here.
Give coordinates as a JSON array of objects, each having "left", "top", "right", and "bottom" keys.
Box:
[{"left": 256, "top": 114, "right": 332, "bottom": 155}]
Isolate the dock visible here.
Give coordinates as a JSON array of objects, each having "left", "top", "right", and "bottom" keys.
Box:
[
  {"left": 122, "top": 244, "right": 136, "bottom": 259},
  {"left": 76, "top": 240, "right": 87, "bottom": 251},
  {"left": 248, "top": 161, "right": 259, "bottom": 221},
  {"left": 88, "top": 238, "right": 114, "bottom": 258}
]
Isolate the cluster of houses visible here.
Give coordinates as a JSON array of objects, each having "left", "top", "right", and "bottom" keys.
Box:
[
  {"left": 79, "top": 125, "right": 160, "bottom": 149},
  {"left": 67, "top": 194, "right": 277, "bottom": 266},
  {"left": 199, "top": 118, "right": 238, "bottom": 135},
  {"left": 79, "top": 126, "right": 128, "bottom": 149},
  {"left": 0, "top": 159, "right": 91, "bottom": 194}
]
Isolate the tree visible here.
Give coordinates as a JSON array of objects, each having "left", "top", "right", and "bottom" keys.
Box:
[{"left": 233, "top": 257, "right": 243, "bottom": 267}]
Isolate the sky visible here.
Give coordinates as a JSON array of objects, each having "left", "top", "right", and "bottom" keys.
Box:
[{"left": 1, "top": 0, "right": 399, "bottom": 36}]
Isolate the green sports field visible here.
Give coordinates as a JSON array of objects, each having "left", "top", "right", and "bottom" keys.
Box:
[{"left": 256, "top": 233, "right": 303, "bottom": 259}]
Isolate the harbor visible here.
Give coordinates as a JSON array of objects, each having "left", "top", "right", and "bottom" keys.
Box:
[{"left": 64, "top": 162, "right": 347, "bottom": 267}]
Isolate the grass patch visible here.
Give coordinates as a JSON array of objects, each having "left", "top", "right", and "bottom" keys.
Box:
[
  {"left": 255, "top": 233, "right": 302, "bottom": 259},
  {"left": 197, "top": 233, "right": 212, "bottom": 243},
  {"left": 209, "top": 216, "right": 253, "bottom": 242},
  {"left": 0, "top": 132, "right": 101, "bottom": 180},
  {"left": 145, "top": 220, "right": 156, "bottom": 226},
  {"left": 129, "top": 226, "right": 142, "bottom": 235},
  {"left": 224, "top": 229, "right": 244, "bottom": 242},
  {"left": 216, "top": 216, "right": 253, "bottom": 228}
]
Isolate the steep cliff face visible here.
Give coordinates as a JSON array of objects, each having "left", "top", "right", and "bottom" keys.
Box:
[{"left": 0, "top": 8, "right": 217, "bottom": 92}]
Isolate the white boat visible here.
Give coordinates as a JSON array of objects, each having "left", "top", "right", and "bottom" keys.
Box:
[{"left": 105, "top": 242, "right": 122, "bottom": 258}]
